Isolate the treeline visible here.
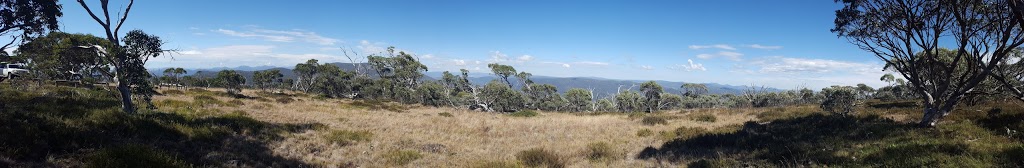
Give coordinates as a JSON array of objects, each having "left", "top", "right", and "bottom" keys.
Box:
[{"left": 149, "top": 47, "right": 923, "bottom": 113}]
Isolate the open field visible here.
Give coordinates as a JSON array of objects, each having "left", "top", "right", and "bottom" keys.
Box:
[{"left": 3, "top": 85, "right": 1024, "bottom": 167}]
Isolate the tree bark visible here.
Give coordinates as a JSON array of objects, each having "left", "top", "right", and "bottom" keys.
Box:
[{"left": 117, "top": 81, "right": 135, "bottom": 114}]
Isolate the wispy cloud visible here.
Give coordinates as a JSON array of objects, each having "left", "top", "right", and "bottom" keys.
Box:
[
  {"left": 689, "top": 44, "right": 736, "bottom": 50},
  {"left": 214, "top": 28, "right": 339, "bottom": 45},
  {"left": 748, "top": 44, "right": 783, "bottom": 50},
  {"left": 695, "top": 51, "right": 744, "bottom": 61},
  {"left": 750, "top": 56, "right": 879, "bottom": 74},
  {"left": 669, "top": 59, "right": 707, "bottom": 71},
  {"left": 574, "top": 61, "right": 610, "bottom": 66},
  {"left": 640, "top": 65, "right": 654, "bottom": 70}
]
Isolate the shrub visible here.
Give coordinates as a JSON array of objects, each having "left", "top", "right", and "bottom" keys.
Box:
[
  {"left": 381, "top": 150, "right": 423, "bottom": 166},
  {"left": 658, "top": 126, "right": 708, "bottom": 141},
  {"left": 161, "top": 90, "right": 184, "bottom": 95},
  {"left": 85, "top": 144, "right": 188, "bottom": 168},
  {"left": 692, "top": 114, "right": 717, "bottom": 123},
  {"left": 585, "top": 142, "right": 618, "bottom": 162},
  {"left": 688, "top": 158, "right": 740, "bottom": 168},
  {"left": 641, "top": 116, "right": 668, "bottom": 126},
  {"left": 509, "top": 110, "right": 539, "bottom": 117},
  {"left": 470, "top": 160, "right": 524, "bottom": 168},
  {"left": 193, "top": 95, "right": 225, "bottom": 107},
  {"left": 323, "top": 130, "right": 373, "bottom": 146},
  {"left": 515, "top": 148, "right": 564, "bottom": 168},
  {"left": 275, "top": 97, "right": 294, "bottom": 104},
  {"left": 227, "top": 99, "right": 245, "bottom": 106},
  {"left": 820, "top": 86, "right": 858, "bottom": 116},
  {"left": 637, "top": 129, "right": 654, "bottom": 137},
  {"left": 438, "top": 112, "right": 454, "bottom": 117}
]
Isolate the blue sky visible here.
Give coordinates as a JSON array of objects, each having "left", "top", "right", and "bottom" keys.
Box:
[{"left": 18, "top": 0, "right": 890, "bottom": 89}]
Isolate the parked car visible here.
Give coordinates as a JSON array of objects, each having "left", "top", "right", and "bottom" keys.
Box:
[{"left": 0, "top": 63, "right": 29, "bottom": 79}]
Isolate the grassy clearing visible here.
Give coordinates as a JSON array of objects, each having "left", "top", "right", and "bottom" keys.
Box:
[{"left": 6, "top": 85, "right": 1024, "bottom": 167}]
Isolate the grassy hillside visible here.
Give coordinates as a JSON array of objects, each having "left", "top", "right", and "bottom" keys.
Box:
[{"left": 2, "top": 84, "right": 1023, "bottom": 167}]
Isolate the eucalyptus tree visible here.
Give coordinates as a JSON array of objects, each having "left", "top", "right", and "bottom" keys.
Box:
[
  {"left": 833, "top": 0, "right": 1024, "bottom": 126},
  {"left": 216, "top": 70, "right": 245, "bottom": 96},
  {"left": 639, "top": 81, "right": 663, "bottom": 112},
  {"left": 77, "top": 0, "right": 167, "bottom": 113},
  {"left": 253, "top": 69, "right": 283, "bottom": 91},
  {"left": 0, "top": 0, "right": 62, "bottom": 52},
  {"left": 487, "top": 63, "right": 516, "bottom": 87},
  {"left": 565, "top": 88, "right": 592, "bottom": 112},
  {"left": 615, "top": 90, "right": 644, "bottom": 112},
  {"left": 16, "top": 32, "right": 109, "bottom": 80},
  {"left": 681, "top": 83, "right": 709, "bottom": 97}
]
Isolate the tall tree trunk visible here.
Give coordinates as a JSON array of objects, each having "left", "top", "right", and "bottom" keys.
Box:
[{"left": 117, "top": 81, "right": 135, "bottom": 114}]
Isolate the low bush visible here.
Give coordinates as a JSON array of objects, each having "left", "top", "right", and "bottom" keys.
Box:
[
  {"left": 584, "top": 142, "right": 618, "bottom": 162},
  {"left": 323, "top": 130, "right": 373, "bottom": 146},
  {"left": 658, "top": 126, "right": 708, "bottom": 141},
  {"left": 275, "top": 97, "right": 294, "bottom": 104},
  {"left": 438, "top": 112, "right": 454, "bottom": 117},
  {"left": 637, "top": 128, "right": 654, "bottom": 137},
  {"left": 692, "top": 114, "right": 717, "bottom": 123},
  {"left": 515, "top": 148, "right": 564, "bottom": 168},
  {"left": 509, "top": 110, "right": 539, "bottom": 117},
  {"left": 381, "top": 150, "right": 423, "bottom": 166},
  {"left": 193, "top": 95, "right": 225, "bottom": 107},
  {"left": 641, "top": 116, "right": 669, "bottom": 125},
  {"left": 85, "top": 144, "right": 189, "bottom": 168}
]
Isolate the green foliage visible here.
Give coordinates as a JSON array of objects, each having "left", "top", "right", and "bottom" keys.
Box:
[
  {"left": 595, "top": 99, "right": 616, "bottom": 112},
  {"left": 509, "top": 110, "right": 539, "bottom": 117},
  {"left": 381, "top": 150, "right": 423, "bottom": 166},
  {"left": 821, "top": 85, "right": 858, "bottom": 116},
  {"left": 515, "top": 148, "right": 565, "bottom": 168},
  {"left": 687, "top": 158, "right": 739, "bottom": 168},
  {"left": 584, "top": 142, "right": 619, "bottom": 162},
  {"left": 252, "top": 69, "right": 284, "bottom": 91},
  {"left": 636, "top": 128, "right": 654, "bottom": 137},
  {"left": 640, "top": 81, "right": 663, "bottom": 112},
  {"left": 615, "top": 91, "right": 644, "bottom": 112},
  {"left": 564, "top": 88, "right": 592, "bottom": 112},
  {"left": 481, "top": 80, "right": 526, "bottom": 112},
  {"left": 487, "top": 63, "right": 517, "bottom": 87},
  {"left": 416, "top": 81, "right": 449, "bottom": 107},
  {"left": 525, "top": 84, "right": 565, "bottom": 111},
  {"left": 641, "top": 116, "right": 668, "bottom": 126},
  {"left": 215, "top": 70, "right": 245, "bottom": 96},
  {"left": 85, "top": 144, "right": 189, "bottom": 168},
  {"left": 691, "top": 114, "right": 717, "bottom": 122},
  {"left": 323, "top": 130, "right": 373, "bottom": 146},
  {"left": 659, "top": 93, "right": 682, "bottom": 110}
]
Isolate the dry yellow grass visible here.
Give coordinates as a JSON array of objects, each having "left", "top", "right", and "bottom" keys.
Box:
[{"left": 152, "top": 88, "right": 767, "bottom": 167}]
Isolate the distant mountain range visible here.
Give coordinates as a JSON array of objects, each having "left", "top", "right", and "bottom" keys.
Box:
[{"left": 150, "top": 63, "right": 780, "bottom": 97}]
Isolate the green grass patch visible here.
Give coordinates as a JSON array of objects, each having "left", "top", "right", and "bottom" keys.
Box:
[
  {"left": 438, "top": 112, "right": 454, "bottom": 117},
  {"left": 641, "top": 116, "right": 669, "bottom": 125},
  {"left": 637, "top": 128, "right": 654, "bottom": 137},
  {"left": 343, "top": 100, "right": 409, "bottom": 112},
  {"left": 584, "top": 142, "right": 619, "bottom": 162},
  {"left": 509, "top": 110, "right": 539, "bottom": 117},
  {"left": 515, "top": 148, "right": 564, "bottom": 168},
  {"left": 85, "top": 144, "right": 189, "bottom": 168},
  {"left": 381, "top": 150, "right": 423, "bottom": 166},
  {"left": 470, "top": 160, "right": 524, "bottom": 168},
  {"left": 323, "top": 130, "right": 373, "bottom": 146},
  {"left": 161, "top": 89, "right": 185, "bottom": 95},
  {"left": 691, "top": 114, "right": 717, "bottom": 123}
]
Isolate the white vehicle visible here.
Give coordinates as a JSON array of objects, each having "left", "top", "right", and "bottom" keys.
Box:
[{"left": 0, "top": 63, "right": 29, "bottom": 79}]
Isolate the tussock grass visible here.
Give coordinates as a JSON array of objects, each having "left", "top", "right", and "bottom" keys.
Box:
[
  {"left": 640, "top": 116, "right": 669, "bottom": 125},
  {"left": 516, "top": 148, "right": 565, "bottom": 168},
  {"left": 323, "top": 130, "right": 373, "bottom": 146},
  {"left": 161, "top": 89, "right": 185, "bottom": 95},
  {"left": 584, "top": 142, "right": 619, "bottom": 162},
  {"left": 691, "top": 113, "right": 717, "bottom": 122},
  {"left": 636, "top": 128, "right": 654, "bottom": 137},
  {"left": 438, "top": 112, "right": 454, "bottom": 117},
  {"left": 381, "top": 150, "right": 423, "bottom": 166},
  {"left": 470, "top": 160, "right": 524, "bottom": 168},
  {"left": 85, "top": 144, "right": 189, "bottom": 168},
  {"left": 509, "top": 110, "right": 539, "bottom": 117}
]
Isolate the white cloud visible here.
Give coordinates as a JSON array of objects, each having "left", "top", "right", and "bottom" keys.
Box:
[
  {"left": 562, "top": 63, "right": 571, "bottom": 68},
  {"left": 489, "top": 51, "right": 510, "bottom": 63},
  {"left": 670, "top": 59, "right": 707, "bottom": 71},
  {"left": 640, "top": 65, "right": 654, "bottom": 70},
  {"left": 694, "top": 51, "right": 743, "bottom": 61},
  {"left": 215, "top": 29, "right": 293, "bottom": 42},
  {"left": 752, "top": 56, "right": 878, "bottom": 74},
  {"left": 574, "top": 61, "right": 610, "bottom": 66},
  {"left": 422, "top": 54, "right": 435, "bottom": 59},
  {"left": 179, "top": 50, "right": 202, "bottom": 55},
  {"left": 518, "top": 55, "right": 534, "bottom": 62},
  {"left": 215, "top": 28, "right": 339, "bottom": 45},
  {"left": 749, "top": 44, "right": 782, "bottom": 50},
  {"left": 452, "top": 59, "right": 467, "bottom": 66},
  {"left": 358, "top": 40, "right": 387, "bottom": 54},
  {"left": 689, "top": 44, "right": 736, "bottom": 50}
]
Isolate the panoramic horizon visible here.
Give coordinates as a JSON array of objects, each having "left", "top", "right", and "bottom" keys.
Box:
[{"left": 11, "top": 0, "right": 890, "bottom": 89}]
